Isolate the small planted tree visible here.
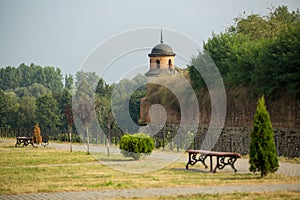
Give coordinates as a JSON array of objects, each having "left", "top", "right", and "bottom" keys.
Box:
[
  {"left": 249, "top": 96, "right": 279, "bottom": 177},
  {"left": 119, "top": 133, "right": 155, "bottom": 160},
  {"left": 33, "top": 123, "right": 42, "bottom": 145},
  {"left": 65, "top": 106, "right": 74, "bottom": 152},
  {"left": 73, "top": 79, "right": 95, "bottom": 155}
]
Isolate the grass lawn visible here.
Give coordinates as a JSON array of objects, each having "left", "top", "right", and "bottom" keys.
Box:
[{"left": 0, "top": 138, "right": 299, "bottom": 198}]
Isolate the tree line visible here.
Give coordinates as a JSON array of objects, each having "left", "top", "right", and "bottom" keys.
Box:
[
  {"left": 0, "top": 65, "right": 145, "bottom": 142},
  {"left": 0, "top": 63, "right": 64, "bottom": 92},
  {"left": 0, "top": 63, "right": 73, "bottom": 130}
]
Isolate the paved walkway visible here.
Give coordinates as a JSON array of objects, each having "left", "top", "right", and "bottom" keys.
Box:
[
  {"left": 1, "top": 183, "right": 299, "bottom": 200},
  {"left": 1, "top": 139, "right": 300, "bottom": 199},
  {"left": 49, "top": 142, "right": 300, "bottom": 176}
]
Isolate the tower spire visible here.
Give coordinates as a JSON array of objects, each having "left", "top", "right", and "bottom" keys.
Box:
[{"left": 160, "top": 29, "right": 163, "bottom": 44}]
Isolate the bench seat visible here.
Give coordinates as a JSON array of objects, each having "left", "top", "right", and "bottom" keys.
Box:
[{"left": 186, "top": 149, "right": 241, "bottom": 173}]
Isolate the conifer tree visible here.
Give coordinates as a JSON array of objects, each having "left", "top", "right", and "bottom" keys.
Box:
[
  {"left": 33, "top": 123, "right": 42, "bottom": 145},
  {"left": 249, "top": 96, "right": 278, "bottom": 177}
]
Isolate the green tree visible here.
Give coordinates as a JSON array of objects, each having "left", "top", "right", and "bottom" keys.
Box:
[
  {"left": 0, "top": 90, "right": 9, "bottom": 127},
  {"left": 111, "top": 75, "right": 146, "bottom": 133},
  {"left": 64, "top": 74, "right": 74, "bottom": 90},
  {"left": 17, "top": 96, "right": 36, "bottom": 128},
  {"left": 73, "top": 79, "right": 95, "bottom": 154},
  {"left": 36, "top": 94, "right": 61, "bottom": 130},
  {"left": 0, "top": 66, "right": 20, "bottom": 90},
  {"left": 95, "top": 78, "right": 111, "bottom": 97},
  {"left": 42, "top": 66, "right": 63, "bottom": 93},
  {"left": 26, "top": 83, "right": 51, "bottom": 97},
  {"left": 95, "top": 95, "right": 114, "bottom": 156},
  {"left": 75, "top": 71, "right": 100, "bottom": 90},
  {"left": 18, "top": 63, "right": 33, "bottom": 87},
  {"left": 53, "top": 89, "right": 72, "bottom": 130},
  {"left": 129, "top": 88, "right": 146, "bottom": 126},
  {"left": 0, "top": 91, "right": 19, "bottom": 128},
  {"left": 95, "top": 78, "right": 114, "bottom": 156},
  {"left": 252, "top": 20, "right": 300, "bottom": 97},
  {"left": 249, "top": 96, "right": 278, "bottom": 177}
]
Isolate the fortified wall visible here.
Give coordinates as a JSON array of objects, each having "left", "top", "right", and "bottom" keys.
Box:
[
  {"left": 139, "top": 89, "right": 300, "bottom": 158},
  {"left": 140, "top": 124, "right": 300, "bottom": 158}
]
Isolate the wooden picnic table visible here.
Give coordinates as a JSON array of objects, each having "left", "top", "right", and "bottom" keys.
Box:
[
  {"left": 186, "top": 149, "right": 241, "bottom": 173},
  {"left": 15, "top": 136, "right": 34, "bottom": 147}
]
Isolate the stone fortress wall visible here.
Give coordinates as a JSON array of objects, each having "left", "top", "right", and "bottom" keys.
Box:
[{"left": 140, "top": 124, "right": 300, "bottom": 158}]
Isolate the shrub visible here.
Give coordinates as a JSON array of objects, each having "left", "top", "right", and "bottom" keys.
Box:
[
  {"left": 33, "top": 123, "right": 42, "bottom": 144},
  {"left": 249, "top": 96, "right": 279, "bottom": 177},
  {"left": 119, "top": 133, "right": 155, "bottom": 160}
]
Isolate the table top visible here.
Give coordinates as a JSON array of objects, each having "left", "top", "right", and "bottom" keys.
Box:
[
  {"left": 16, "top": 136, "right": 33, "bottom": 140},
  {"left": 186, "top": 149, "right": 241, "bottom": 158}
]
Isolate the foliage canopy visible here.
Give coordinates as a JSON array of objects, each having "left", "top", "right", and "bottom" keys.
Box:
[{"left": 189, "top": 6, "right": 300, "bottom": 98}]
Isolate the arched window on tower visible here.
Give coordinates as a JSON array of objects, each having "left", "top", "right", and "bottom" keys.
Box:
[
  {"left": 168, "top": 59, "right": 174, "bottom": 74},
  {"left": 168, "top": 59, "right": 172, "bottom": 70},
  {"left": 156, "top": 60, "right": 160, "bottom": 69}
]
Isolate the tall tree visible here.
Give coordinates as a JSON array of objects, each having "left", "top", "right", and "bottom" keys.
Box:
[
  {"left": 249, "top": 96, "right": 278, "bottom": 177},
  {"left": 36, "top": 94, "right": 61, "bottom": 130},
  {"left": 73, "top": 79, "right": 95, "bottom": 154},
  {"left": 17, "top": 96, "right": 36, "bottom": 128},
  {"left": 26, "top": 83, "right": 51, "bottom": 97},
  {"left": 0, "top": 66, "right": 20, "bottom": 90},
  {"left": 75, "top": 71, "right": 100, "bottom": 90},
  {"left": 65, "top": 105, "right": 74, "bottom": 152},
  {"left": 95, "top": 95, "right": 114, "bottom": 156},
  {"left": 95, "top": 78, "right": 114, "bottom": 156},
  {"left": 53, "top": 89, "right": 72, "bottom": 130},
  {"left": 42, "top": 66, "right": 63, "bottom": 92},
  {"left": 64, "top": 74, "right": 74, "bottom": 90},
  {"left": 0, "top": 91, "right": 18, "bottom": 128},
  {"left": 0, "top": 90, "right": 9, "bottom": 127}
]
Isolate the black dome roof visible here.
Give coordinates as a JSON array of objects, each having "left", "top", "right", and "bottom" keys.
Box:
[
  {"left": 148, "top": 30, "right": 175, "bottom": 57},
  {"left": 148, "top": 43, "right": 175, "bottom": 57}
]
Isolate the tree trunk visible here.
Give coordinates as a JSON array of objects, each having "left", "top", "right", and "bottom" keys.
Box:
[
  {"left": 106, "top": 129, "right": 110, "bottom": 156},
  {"left": 86, "top": 126, "right": 90, "bottom": 154},
  {"left": 69, "top": 130, "right": 72, "bottom": 153}
]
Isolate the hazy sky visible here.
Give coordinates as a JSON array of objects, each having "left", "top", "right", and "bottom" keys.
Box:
[{"left": 0, "top": 0, "right": 299, "bottom": 79}]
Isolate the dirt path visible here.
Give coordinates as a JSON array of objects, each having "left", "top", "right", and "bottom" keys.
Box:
[{"left": 1, "top": 183, "right": 299, "bottom": 200}]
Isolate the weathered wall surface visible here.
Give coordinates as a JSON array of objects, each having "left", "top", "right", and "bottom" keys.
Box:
[
  {"left": 140, "top": 88, "right": 300, "bottom": 129},
  {"left": 139, "top": 84, "right": 300, "bottom": 157},
  {"left": 140, "top": 124, "right": 300, "bottom": 158}
]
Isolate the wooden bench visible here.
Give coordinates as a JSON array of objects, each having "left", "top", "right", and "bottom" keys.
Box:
[
  {"left": 15, "top": 136, "right": 49, "bottom": 147},
  {"left": 186, "top": 150, "right": 241, "bottom": 173},
  {"left": 15, "top": 136, "right": 34, "bottom": 147}
]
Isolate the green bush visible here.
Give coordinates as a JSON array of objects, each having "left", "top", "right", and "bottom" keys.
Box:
[
  {"left": 249, "top": 96, "right": 279, "bottom": 177},
  {"left": 119, "top": 133, "right": 155, "bottom": 160}
]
